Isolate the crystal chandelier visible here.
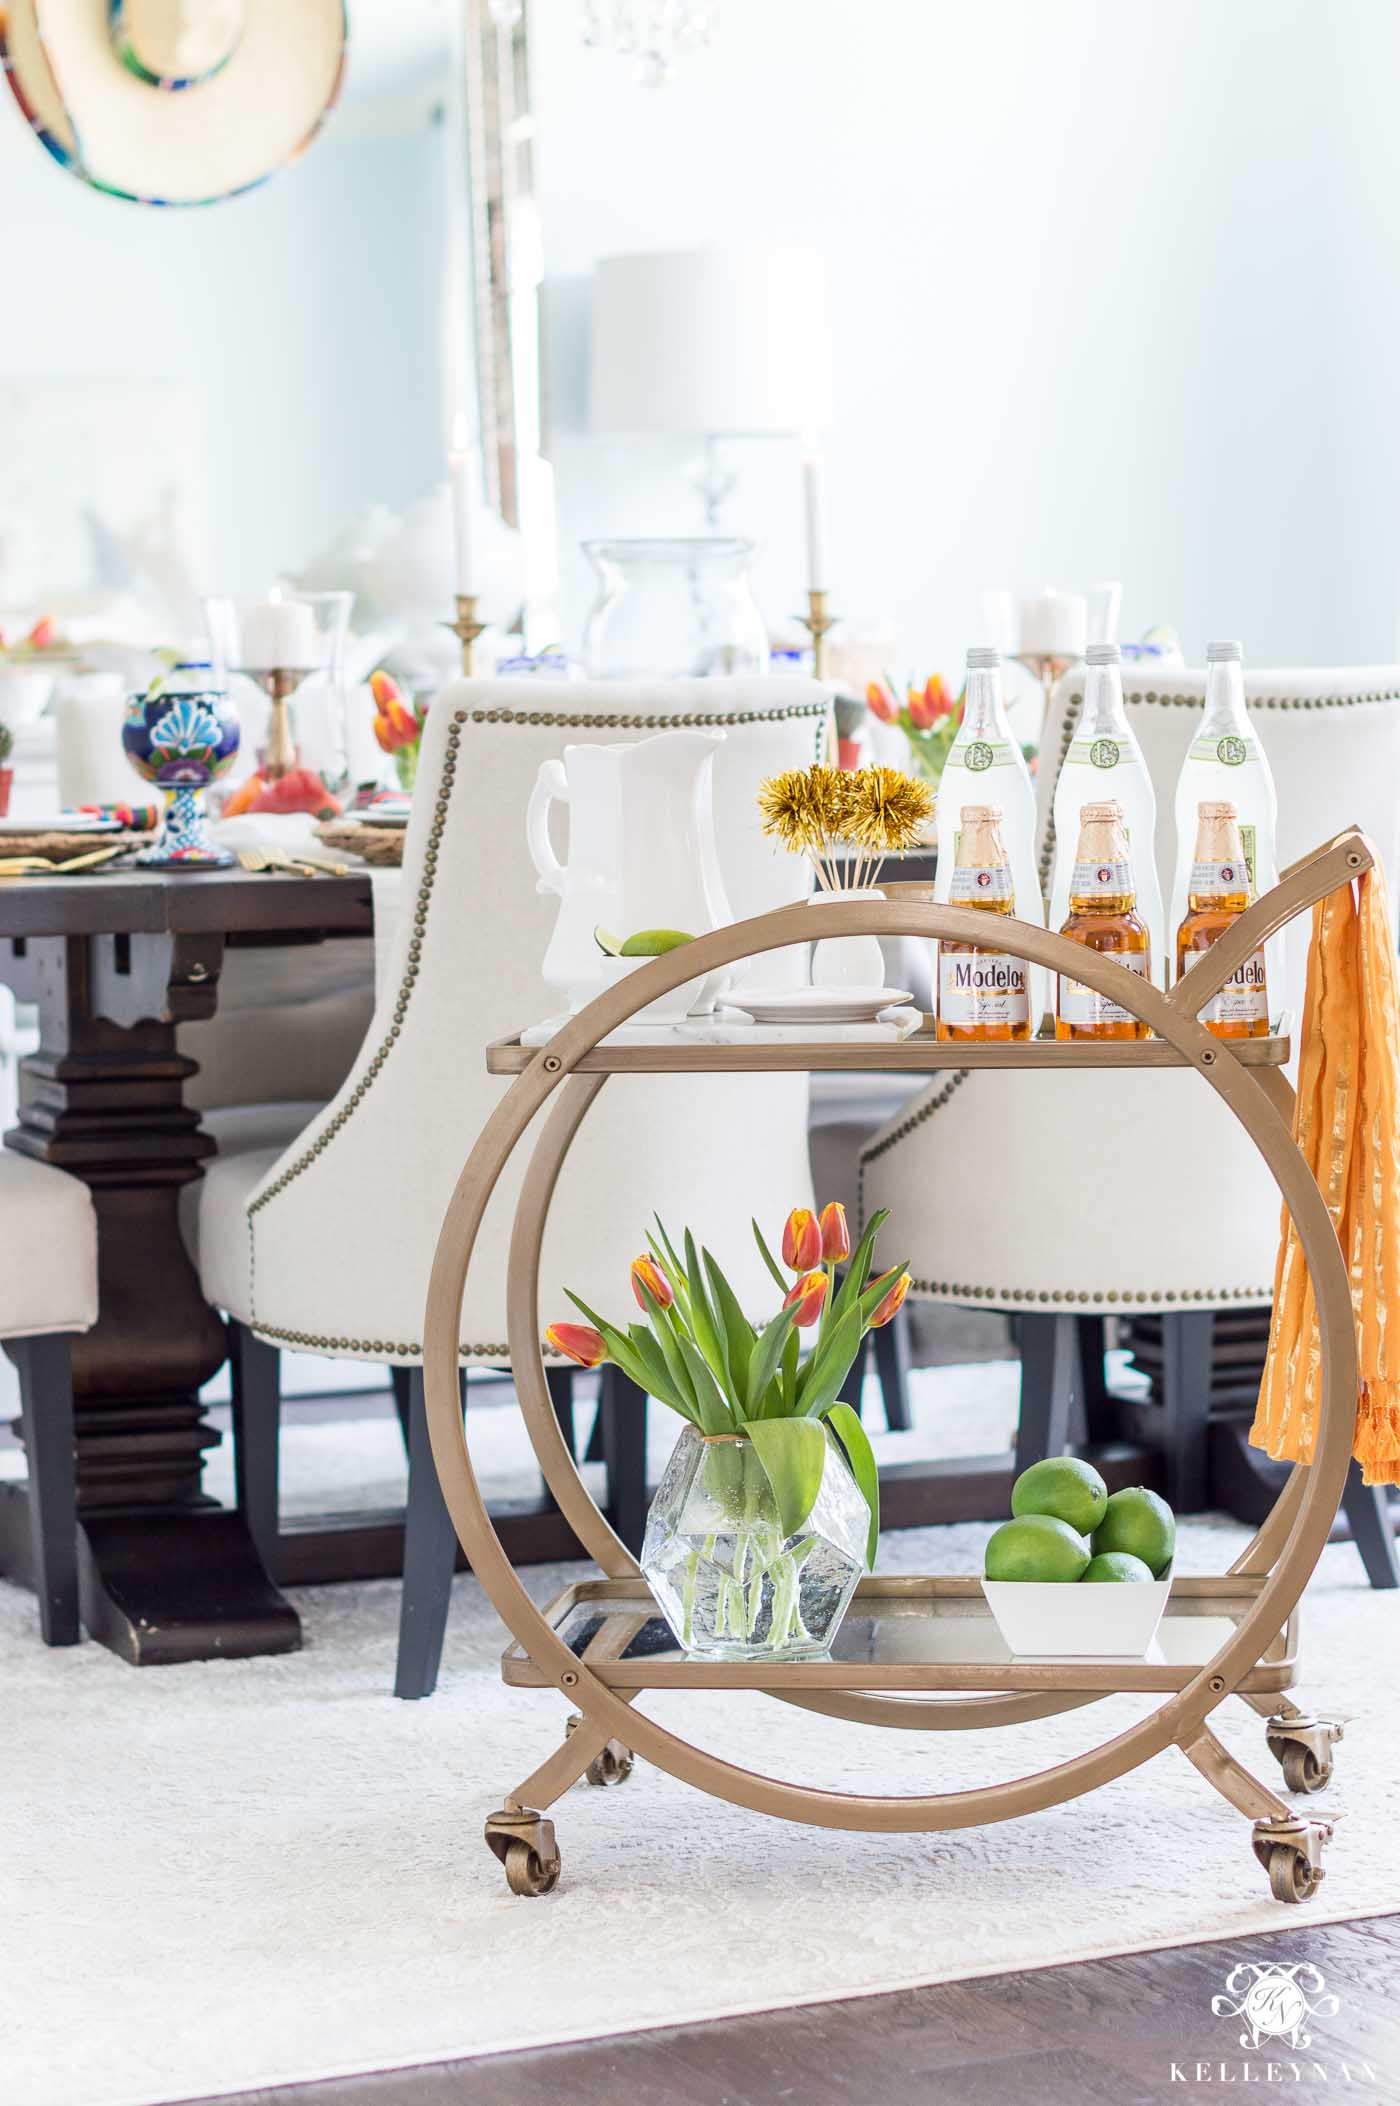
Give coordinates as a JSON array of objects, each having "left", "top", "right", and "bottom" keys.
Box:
[{"left": 577, "top": 0, "right": 719, "bottom": 87}]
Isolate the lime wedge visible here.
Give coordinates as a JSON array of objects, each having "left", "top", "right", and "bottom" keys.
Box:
[
  {"left": 620, "top": 928, "right": 695, "bottom": 956},
  {"left": 594, "top": 926, "right": 625, "bottom": 956}
]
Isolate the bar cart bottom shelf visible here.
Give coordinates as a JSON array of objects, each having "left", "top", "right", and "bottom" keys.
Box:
[{"left": 485, "top": 1575, "right": 1343, "bottom": 1904}]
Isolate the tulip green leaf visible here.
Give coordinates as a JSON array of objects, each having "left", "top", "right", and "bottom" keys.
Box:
[
  {"left": 675, "top": 1335, "right": 733, "bottom": 1436},
  {"left": 703, "top": 1249, "right": 754, "bottom": 1397},
  {"left": 797, "top": 1304, "right": 864, "bottom": 1418},
  {"left": 751, "top": 1216, "right": 790, "bottom": 1293},
  {"left": 825, "top": 1207, "right": 889, "bottom": 1332},
  {"left": 682, "top": 1227, "right": 729, "bottom": 1388},
  {"left": 747, "top": 1416, "right": 828, "bottom": 1540},
  {"left": 825, "top": 1401, "right": 880, "bottom": 1567},
  {"left": 746, "top": 1302, "right": 798, "bottom": 1419}
]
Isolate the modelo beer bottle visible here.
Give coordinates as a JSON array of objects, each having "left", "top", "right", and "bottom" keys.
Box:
[
  {"left": 936, "top": 803, "right": 1031, "bottom": 1042},
  {"left": 1175, "top": 800, "right": 1269, "bottom": 1039},
  {"left": 1048, "top": 644, "right": 1165, "bottom": 985},
  {"left": 1055, "top": 800, "right": 1151, "bottom": 1042}
]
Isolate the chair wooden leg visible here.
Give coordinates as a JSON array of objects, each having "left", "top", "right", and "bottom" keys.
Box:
[
  {"left": 599, "top": 1365, "right": 649, "bottom": 1556},
  {"left": 1075, "top": 1315, "right": 1113, "bottom": 1444},
  {"left": 10, "top": 1334, "right": 79, "bottom": 1646},
  {"left": 837, "top": 1335, "right": 870, "bottom": 1418},
  {"left": 394, "top": 1368, "right": 463, "bottom": 1700},
  {"left": 1160, "top": 1309, "right": 1213, "bottom": 1514},
  {"left": 1015, "top": 1311, "right": 1077, "bottom": 1474},
  {"left": 546, "top": 1366, "right": 577, "bottom": 1459},
  {"left": 1343, "top": 1461, "right": 1400, "bottom": 1589},
  {"left": 871, "top": 1305, "right": 913, "bottom": 1431},
  {"left": 229, "top": 1321, "right": 281, "bottom": 1566},
  {"left": 388, "top": 1365, "right": 413, "bottom": 1454}
]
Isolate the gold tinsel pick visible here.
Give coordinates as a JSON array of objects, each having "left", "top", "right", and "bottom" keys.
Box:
[{"left": 841, "top": 765, "right": 934, "bottom": 852}]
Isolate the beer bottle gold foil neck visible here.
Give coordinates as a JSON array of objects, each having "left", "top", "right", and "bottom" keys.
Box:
[
  {"left": 957, "top": 804, "right": 1009, "bottom": 868},
  {"left": 1193, "top": 799, "right": 1246, "bottom": 861}
]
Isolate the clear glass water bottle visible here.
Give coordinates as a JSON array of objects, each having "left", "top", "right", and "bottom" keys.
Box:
[
  {"left": 1049, "top": 643, "right": 1165, "bottom": 984},
  {"left": 1168, "top": 641, "right": 1280, "bottom": 1004}
]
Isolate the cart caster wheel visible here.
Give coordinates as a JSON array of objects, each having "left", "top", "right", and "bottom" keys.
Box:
[
  {"left": 1265, "top": 1714, "right": 1343, "bottom": 1794},
  {"left": 1276, "top": 1741, "right": 1332, "bottom": 1794},
  {"left": 485, "top": 1808, "right": 560, "bottom": 1898},
  {"left": 503, "top": 1838, "right": 561, "bottom": 1896},
  {"left": 1266, "top": 1843, "right": 1321, "bottom": 1904},
  {"left": 565, "top": 1712, "right": 635, "bottom": 1787},
  {"left": 1253, "top": 1815, "right": 1331, "bottom": 1905},
  {"left": 586, "top": 1741, "right": 635, "bottom": 1788}
]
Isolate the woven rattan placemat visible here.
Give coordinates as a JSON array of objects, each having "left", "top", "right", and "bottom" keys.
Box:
[{"left": 314, "top": 820, "right": 404, "bottom": 867}]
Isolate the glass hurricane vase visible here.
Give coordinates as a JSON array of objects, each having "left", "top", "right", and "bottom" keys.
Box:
[
  {"left": 641, "top": 1425, "right": 868, "bottom": 1662},
  {"left": 582, "top": 537, "right": 768, "bottom": 680}
]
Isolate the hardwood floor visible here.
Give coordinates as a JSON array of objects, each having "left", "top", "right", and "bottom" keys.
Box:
[{"left": 193, "top": 1915, "right": 1400, "bottom": 2106}]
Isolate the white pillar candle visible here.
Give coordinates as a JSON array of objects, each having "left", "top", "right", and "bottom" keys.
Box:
[
  {"left": 1018, "top": 588, "right": 1088, "bottom": 659},
  {"left": 449, "top": 410, "right": 475, "bottom": 594},
  {"left": 237, "top": 595, "right": 320, "bottom": 671},
  {"left": 801, "top": 443, "right": 827, "bottom": 595}
]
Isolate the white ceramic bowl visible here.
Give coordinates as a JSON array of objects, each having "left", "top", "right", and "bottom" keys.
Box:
[
  {"left": 981, "top": 1576, "right": 1171, "bottom": 1658},
  {"left": 0, "top": 667, "right": 55, "bottom": 730},
  {"left": 568, "top": 952, "right": 705, "bottom": 1027}
]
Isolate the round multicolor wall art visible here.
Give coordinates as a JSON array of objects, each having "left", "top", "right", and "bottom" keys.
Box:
[{"left": 122, "top": 680, "right": 241, "bottom": 867}]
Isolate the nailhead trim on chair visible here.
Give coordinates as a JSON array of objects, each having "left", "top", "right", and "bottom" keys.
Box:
[
  {"left": 906, "top": 1280, "right": 1271, "bottom": 1306},
  {"left": 247, "top": 1321, "right": 567, "bottom": 1363},
  {"left": 243, "top": 694, "right": 830, "bottom": 1339}
]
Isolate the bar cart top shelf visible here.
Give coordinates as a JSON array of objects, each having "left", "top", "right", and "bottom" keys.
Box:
[{"left": 486, "top": 1021, "right": 1292, "bottom": 1076}]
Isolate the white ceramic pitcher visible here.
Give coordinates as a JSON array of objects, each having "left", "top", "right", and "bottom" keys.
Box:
[{"left": 527, "top": 728, "right": 733, "bottom": 1011}]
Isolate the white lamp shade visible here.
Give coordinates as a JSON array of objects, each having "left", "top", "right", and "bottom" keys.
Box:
[{"left": 589, "top": 245, "right": 834, "bottom": 438}]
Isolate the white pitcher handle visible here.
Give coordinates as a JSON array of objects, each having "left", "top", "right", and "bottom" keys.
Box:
[{"left": 526, "top": 758, "right": 568, "bottom": 896}]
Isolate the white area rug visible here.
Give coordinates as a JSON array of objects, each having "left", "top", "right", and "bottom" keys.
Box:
[{"left": 3, "top": 1369, "right": 1398, "bottom": 2106}]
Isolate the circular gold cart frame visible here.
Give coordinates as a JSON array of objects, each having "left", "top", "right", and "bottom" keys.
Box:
[{"left": 424, "top": 828, "right": 1371, "bottom": 1901}]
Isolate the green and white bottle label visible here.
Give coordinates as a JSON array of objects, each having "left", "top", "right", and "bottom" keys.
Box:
[
  {"left": 948, "top": 736, "right": 1016, "bottom": 774},
  {"left": 939, "top": 949, "right": 1028, "bottom": 1027},
  {"left": 1066, "top": 735, "right": 1136, "bottom": 771},
  {"left": 1188, "top": 731, "right": 1252, "bottom": 767}
]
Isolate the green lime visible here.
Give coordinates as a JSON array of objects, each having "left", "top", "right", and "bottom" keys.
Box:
[
  {"left": 619, "top": 928, "right": 696, "bottom": 956},
  {"left": 984, "top": 1513, "right": 1091, "bottom": 1583},
  {"left": 594, "top": 926, "right": 625, "bottom": 956},
  {"left": 1082, "top": 1551, "right": 1155, "bottom": 1584},
  {"left": 1011, "top": 1456, "right": 1108, "bottom": 1535},
  {"left": 1091, "top": 1487, "right": 1176, "bottom": 1577}
]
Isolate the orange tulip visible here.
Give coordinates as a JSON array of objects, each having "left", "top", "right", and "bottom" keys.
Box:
[
  {"left": 631, "top": 1254, "right": 674, "bottom": 1312},
  {"left": 781, "top": 1207, "right": 823, "bottom": 1272},
  {"left": 906, "top": 687, "right": 937, "bottom": 730},
  {"left": 819, "top": 1200, "right": 850, "bottom": 1262},
  {"left": 865, "top": 680, "right": 898, "bottom": 725},
  {"left": 546, "top": 1321, "right": 606, "bottom": 1368},
  {"left": 783, "top": 1269, "right": 829, "bottom": 1328},
  {"left": 870, "top": 1271, "right": 911, "bottom": 1328},
  {"left": 369, "top": 670, "right": 420, "bottom": 752},
  {"left": 924, "top": 673, "right": 954, "bottom": 719},
  {"left": 26, "top": 615, "right": 55, "bottom": 650}
]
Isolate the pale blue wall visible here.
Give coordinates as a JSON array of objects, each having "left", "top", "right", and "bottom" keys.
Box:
[{"left": 0, "top": 97, "right": 448, "bottom": 594}]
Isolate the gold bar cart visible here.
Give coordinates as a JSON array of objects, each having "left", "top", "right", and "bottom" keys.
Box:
[{"left": 423, "top": 828, "right": 1372, "bottom": 1903}]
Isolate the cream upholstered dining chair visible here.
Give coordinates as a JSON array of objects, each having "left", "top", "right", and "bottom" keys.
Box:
[
  {"left": 0, "top": 1151, "right": 98, "bottom": 1643},
  {"left": 861, "top": 664, "right": 1400, "bottom": 1582},
  {"left": 196, "top": 676, "right": 826, "bottom": 1693}
]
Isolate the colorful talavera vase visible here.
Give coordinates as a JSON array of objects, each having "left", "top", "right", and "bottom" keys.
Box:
[{"left": 122, "top": 667, "right": 241, "bottom": 867}]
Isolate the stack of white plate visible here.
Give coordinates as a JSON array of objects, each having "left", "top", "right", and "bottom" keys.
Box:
[{"left": 729, "top": 987, "right": 913, "bottom": 1026}]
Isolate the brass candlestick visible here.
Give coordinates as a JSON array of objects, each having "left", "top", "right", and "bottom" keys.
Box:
[
  {"left": 1011, "top": 650, "right": 1077, "bottom": 739},
  {"left": 798, "top": 588, "right": 839, "bottom": 683},
  {"left": 443, "top": 592, "right": 487, "bottom": 676},
  {"left": 260, "top": 668, "right": 300, "bottom": 781}
]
